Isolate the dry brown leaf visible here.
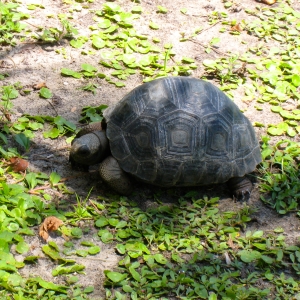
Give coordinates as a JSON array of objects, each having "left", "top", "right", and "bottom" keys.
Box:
[
  {"left": 227, "top": 235, "right": 238, "bottom": 250},
  {"left": 230, "top": 23, "right": 243, "bottom": 32},
  {"left": 9, "top": 157, "right": 29, "bottom": 172},
  {"left": 39, "top": 216, "right": 64, "bottom": 241},
  {"left": 33, "top": 82, "right": 47, "bottom": 90}
]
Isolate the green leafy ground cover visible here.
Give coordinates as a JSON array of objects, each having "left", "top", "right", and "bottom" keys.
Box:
[{"left": 0, "top": 0, "right": 300, "bottom": 299}]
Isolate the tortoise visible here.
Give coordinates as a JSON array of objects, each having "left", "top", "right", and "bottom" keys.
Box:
[{"left": 70, "top": 76, "right": 261, "bottom": 200}]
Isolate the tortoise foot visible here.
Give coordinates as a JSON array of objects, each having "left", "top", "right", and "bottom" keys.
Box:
[
  {"left": 227, "top": 176, "right": 253, "bottom": 201},
  {"left": 99, "top": 156, "right": 133, "bottom": 196}
]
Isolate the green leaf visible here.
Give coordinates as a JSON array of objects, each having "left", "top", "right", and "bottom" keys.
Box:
[
  {"left": 209, "top": 293, "right": 218, "bottom": 300},
  {"left": 50, "top": 172, "right": 61, "bottom": 185},
  {"left": 81, "top": 241, "right": 94, "bottom": 247},
  {"left": 28, "top": 121, "right": 43, "bottom": 130},
  {"left": 24, "top": 256, "right": 38, "bottom": 263},
  {"left": 238, "top": 250, "right": 262, "bottom": 262},
  {"left": 16, "top": 241, "right": 29, "bottom": 254},
  {"left": 7, "top": 223, "right": 19, "bottom": 231},
  {"left": 14, "top": 133, "right": 30, "bottom": 151},
  {"left": 132, "top": 6, "right": 142, "bottom": 14},
  {"left": 149, "top": 21, "right": 159, "bottom": 30},
  {"left": 182, "top": 57, "right": 195, "bottom": 63},
  {"left": 117, "top": 229, "right": 130, "bottom": 239},
  {"left": 252, "top": 230, "right": 264, "bottom": 238},
  {"left": 76, "top": 250, "right": 88, "bottom": 257},
  {"left": 108, "top": 218, "right": 119, "bottom": 226},
  {"left": 157, "top": 5, "right": 168, "bottom": 13},
  {"left": 261, "top": 255, "right": 274, "bottom": 264},
  {"left": 70, "top": 39, "right": 84, "bottom": 48},
  {"left": 129, "top": 266, "right": 141, "bottom": 282},
  {"left": 116, "top": 221, "right": 127, "bottom": 228},
  {"left": 104, "top": 271, "right": 127, "bottom": 283},
  {"left": 84, "top": 286, "right": 94, "bottom": 294},
  {"left": 25, "top": 172, "right": 38, "bottom": 189},
  {"left": 123, "top": 284, "right": 133, "bottom": 292},
  {"left": 39, "top": 87, "right": 52, "bottom": 99},
  {"left": 97, "top": 18, "right": 111, "bottom": 29},
  {"left": 42, "top": 245, "right": 61, "bottom": 261},
  {"left": 88, "top": 246, "right": 100, "bottom": 255},
  {"left": 292, "top": 74, "right": 300, "bottom": 87},
  {"left": 52, "top": 264, "right": 85, "bottom": 276},
  {"left": 267, "top": 126, "right": 284, "bottom": 136},
  {"left": 180, "top": 8, "right": 187, "bottom": 14},
  {"left": 95, "top": 217, "right": 108, "bottom": 227},
  {"left": 81, "top": 63, "right": 97, "bottom": 73},
  {"left": 61, "top": 68, "right": 82, "bottom": 78},
  {"left": 35, "top": 277, "right": 67, "bottom": 293},
  {"left": 287, "top": 127, "right": 296, "bottom": 137},
  {"left": 92, "top": 36, "right": 106, "bottom": 49},
  {"left": 71, "top": 228, "right": 83, "bottom": 238},
  {"left": 43, "top": 128, "right": 60, "bottom": 139},
  {"left": 122, "top": 54, "right": 136, "bottom": 65},
  {"left": 0, "top": 132, "right": 8, "bottom": 144},
  {"left": 210, "top": 37, "right": 220, "bottom": 45},
  {"left": 115, "top": 82, "right": 125, "bottom": 87},
  {"left": 116, "top": 244, "right": 126, "bottom": 254},
  {"left": 99, "top": 230, "right": 114, "bottom": 243},
  {"left": 154, "top": 254, "right": 167, "bottom": 264}
]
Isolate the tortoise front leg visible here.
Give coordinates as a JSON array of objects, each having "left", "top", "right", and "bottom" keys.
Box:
[
  {"left": 227, "top": 176, "right": 253, "bottom": 201},
  {"left": 99, "top": 156, "right": 133, "bottom": 195}
]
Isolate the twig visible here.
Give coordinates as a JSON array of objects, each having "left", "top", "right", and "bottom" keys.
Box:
[
  {"left": 28, "top": 184, "right": 51, "bottom": 194},
  {"left": 89, "top": 200, "right": 103, "bottom": 215},
  {"left": 189, "top": 39, "right": 230, "bottom": 57},
  {"left": 22, "top": 20, "right": 43, "bottom": 29},
  {"left": 11, "top": 170, "right": 27, "bottom": 184},
  {"left": 199, "top": 20, "right": 222, "bottom": 34},
  {"left": 60, "top": 174, "right": 86, "bottom": 182},
  {"left": 43, "top": 98, "right": 59, "bottom": 116}
]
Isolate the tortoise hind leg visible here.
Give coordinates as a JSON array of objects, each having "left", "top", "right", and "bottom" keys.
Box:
[
  {"left": 99, "top": 156, "right": 133, "bottom": 196},
  {"left": 227, "top": 176, "right": 253, "bottom": 201}
]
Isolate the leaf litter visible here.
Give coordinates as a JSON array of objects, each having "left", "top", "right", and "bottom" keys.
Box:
[{"left": 0, "top": 0, "right": 300, "bottom": 299}]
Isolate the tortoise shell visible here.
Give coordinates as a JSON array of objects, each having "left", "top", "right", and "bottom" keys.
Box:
[{"left": 104, "top": 77, "right": 261, "bottom": 187}]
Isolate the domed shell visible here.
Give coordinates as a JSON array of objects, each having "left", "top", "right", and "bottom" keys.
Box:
[{"left": 104, "top": 77, "right": 261, "bottom": 187}]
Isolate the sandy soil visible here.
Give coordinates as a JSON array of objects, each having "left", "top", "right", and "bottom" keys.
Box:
[{"left": 1, "top": 0, "right": 300, "bottom": 298}]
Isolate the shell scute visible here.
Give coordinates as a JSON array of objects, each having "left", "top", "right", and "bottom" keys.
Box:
[{"left": 106, "top": 77, "right": 261, "bottom": 186}]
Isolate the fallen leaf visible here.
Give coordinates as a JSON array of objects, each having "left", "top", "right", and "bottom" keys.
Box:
[
  {"left": 230, "top": 23, "right": 243, "bottom": 32},
  {"left": 9, "top": 157, "right": 29, "bottom": 172},
  {"left": 39, "top": 216, "right": 64, "bottom": 241},
  {"left": 33, "top": 82, "right": 47, "bottom": 90},
  {"left": 227, "top": 235, "right": 239, "bottom": 250},
  {"left": 224, "top": 251, "right": 232, "bottom": 265}
]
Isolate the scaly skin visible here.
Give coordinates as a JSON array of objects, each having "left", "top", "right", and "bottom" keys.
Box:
[{"left": 227, "top": 176, "right": 253, "bottom": 201}]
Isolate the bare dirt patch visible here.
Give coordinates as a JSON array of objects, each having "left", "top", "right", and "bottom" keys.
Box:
[{"left": 1, "top": 0, "right": 300, "bottom": 298}]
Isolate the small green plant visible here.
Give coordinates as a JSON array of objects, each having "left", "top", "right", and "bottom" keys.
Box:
[
  {"left": 79, "top": 104, "right": 108, "bottom": 123},
  {"left": 203, "top": 55, "right": 245, "bottom": 87},
  {"left": 64, "top": 189, "right": 93, "bottom": 223},
  {"left": 157, "top": 6, "right": 168, "bottom": 14},
  {"left": 79, "top": 83, "right": 99, "bottom": 95},
  {"left": 0, "top": 2, "right": 29, "bottom": 45},
  {"left": 0, "top": 84, "right": 19, "bottom": 122},
  {"left": 33, "top": 18, "right": 78, "bottom": 43},
  {"left": 259, "top": 137, "right": 300, "bottom": 214}
]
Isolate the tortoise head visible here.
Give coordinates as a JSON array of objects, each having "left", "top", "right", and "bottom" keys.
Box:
[{"left": 70, "top": 130, "right": 109, "bottom": 165}]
